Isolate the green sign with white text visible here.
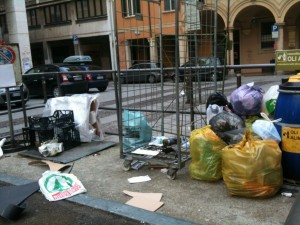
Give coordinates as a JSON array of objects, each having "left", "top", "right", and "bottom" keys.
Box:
[{"left": 276, "top": 50, "right": 300, "bottom": 70}]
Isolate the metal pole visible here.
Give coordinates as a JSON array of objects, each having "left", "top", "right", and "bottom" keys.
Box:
[
  {"left": 213, "top": 0, "right": 218, "bottom": 92},
  {"left": 158, "top": 1, "right": 165, "bottom": 136},
  {"left": 5, "top": 87, "right": 15, "bottom": 147},
  {"left": 174, "top": 0, "right": 182, "bottom": 169},
  {"left": 42, "top": 76, "right": 47, "bottom": 103},
  {"left": 20, "top": 84, "right": 28, "bottom": 128},
  {"left": 112, "top": 0, "right": 124, "bottom": 158}
]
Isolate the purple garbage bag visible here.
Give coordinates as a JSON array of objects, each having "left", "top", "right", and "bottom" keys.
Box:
[{"left": 230, "top": 83, "right": 264, "bottom": 116}]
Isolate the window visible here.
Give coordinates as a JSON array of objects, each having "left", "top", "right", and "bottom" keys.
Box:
[
  {"left": 122, "top": 0, "right": 141, "bottom": 17},
  {"left": 0, "top": 13, "right": 7, "bottom": 34},
  {"left": 164, "top": 0, "right": 175, "bottom": 11},
  {"left": 75, "top": 0, "right": 107, "bottom": 20},
  {"left": 27, "top": 9, "right": 39, "bottom": 28},
  {"left": 44, "top": 3, "right": 70, "bottom": 25},
  {"left": 261, "top": 22, "right": 274, "bottom": 49}
]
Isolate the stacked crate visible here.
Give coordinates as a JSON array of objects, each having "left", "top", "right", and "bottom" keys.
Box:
[{"left": 23, "top": 110, "right": 81, "bottom": 151}]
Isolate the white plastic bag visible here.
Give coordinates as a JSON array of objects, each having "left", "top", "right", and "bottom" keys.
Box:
[
  {"left": 0, "top": 138, "right": 6, "bottom": 158},
  {"left": 206, "top": 104, "right": 223, "bottom": 124},
  {"left": 261, "top": 85, "right": 279, "bottom": 116},
  {"left": 252, "top": 112, "right": 281, "bottom": 142},
  {"left": 43, "top": 93, "right": 104, "bottom": 142},
  {"left": 38, "top": 139, "right": 63, "bottom": 157},
  {"left": 39, "top": 171, "right": 86, "bottom": 201}
]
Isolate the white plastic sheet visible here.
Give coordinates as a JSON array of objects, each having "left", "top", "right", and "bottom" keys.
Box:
[{"left": 43, "top": 93, "right": 104, "bottom": 142}]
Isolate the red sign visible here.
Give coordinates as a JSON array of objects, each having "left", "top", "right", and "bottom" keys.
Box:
[{"left": 0, "top": 45, "right": 16, "bottom": 64}]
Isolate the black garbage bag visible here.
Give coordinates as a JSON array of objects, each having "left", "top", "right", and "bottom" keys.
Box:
[
  {"left": 206, "top": 92, "right": 229, "bottom": 109},
  {"left": 209, "top": 111, "right": 246, "bottom": 144}
]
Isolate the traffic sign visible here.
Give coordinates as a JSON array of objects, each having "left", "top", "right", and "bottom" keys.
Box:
[
  {"left": 0, "top": 45, "right": 16, "bottom": 64},
  {"left": 272, "top": 24, "right": 278, "bottom": 39},
  {"left": 272, "top": 24, "right": 278, "bottom": 32},
  {"left": 73, "top": 35, "right": 78, "bottom": 44}
]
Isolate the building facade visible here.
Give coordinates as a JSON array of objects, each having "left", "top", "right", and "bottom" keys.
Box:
[
  {"left": 0, "top": 0, "right": 116, "bottom": 74},
  {"left": 1, "top": 0, "right": 300, "bottom": 75}
]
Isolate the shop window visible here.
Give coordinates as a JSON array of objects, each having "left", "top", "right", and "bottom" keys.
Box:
[
  {"left": 121, "top": 0, "right": 141, "bottom": 17},
  {"left": 44, "top": 3, "right": 70, "bottom": 25},
  {"left": 261, "top": 22, "right": 274, "bottom": 49},
  {"left": 27, "top": 9, "right": 40, "bottom": 28},
  {"left": 75, "top": 0, "right": 107, "bottom": 20},
  {"left": 165, "top": 0, "right": 175, "bottom": 11}
]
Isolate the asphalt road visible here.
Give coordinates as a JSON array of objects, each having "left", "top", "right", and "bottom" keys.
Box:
[{"left": 0, "top": 181, "right": 149, "bottom": 225}]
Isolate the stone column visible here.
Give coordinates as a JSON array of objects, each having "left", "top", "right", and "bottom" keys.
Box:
[
  {"left": 148, "top": 38, "right": 158, "bottom": 62},
  {"left": 276, "top": 23, "right": 285, "bottom": 50},
  {"left": 42, "top": 41, "right": 52, "bottom": 64},
  {"left": 74, "top": 40, "right": 82, "bottom": 55},
  {"left": 179, "top": 35, "right": 188, "bottom": 65},
  {"left": 124, "top": 40, "right": 132, "bottom": 68},
  {"left": 227, "top": 27, "right": 235, "bottom": 76},
  {"left": 5, "top": 0, "right": 32, "bottom": 73}
]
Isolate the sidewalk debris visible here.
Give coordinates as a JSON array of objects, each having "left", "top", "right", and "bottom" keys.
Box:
[
  {"left": 123, "top": 190, "right": 164, "bottom": 212},
  {"left": 38, "top": 171, "right": 86, "bottom": 201},
  {"left": 28, "top": 160, "right": 72, "bottom": 172},
  {"left": 128, "top": 175, "right": 151, "bottom": 184}
]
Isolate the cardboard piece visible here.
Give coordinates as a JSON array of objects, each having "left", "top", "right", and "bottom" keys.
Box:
[
  {"left": 28, "top": 160, "right": 72, "bottom": 172},
  {"left": 123, "top": 190, "right": 164, "bottom": 212},
  {"left": 123, "top": 190, "right": 162, "bottom": 201},
  {"left": 125, "top": 196, "right": 164, "bottom": 212}
]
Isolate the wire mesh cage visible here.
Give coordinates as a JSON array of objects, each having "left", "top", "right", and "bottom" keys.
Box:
[{"left": 114, "top": 0, "right": 227, "bottom": 179}]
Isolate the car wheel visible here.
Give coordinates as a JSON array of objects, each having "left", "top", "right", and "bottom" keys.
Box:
[
  {"left": 52, "top": 86, "right": 62, "bottom": 97},
  {"left": 148, "top": 75, "right": 156, "bottom": 83},
  {"left": 15, "top": 101, "right": 27, "bottom": 107},
  {"left": 97, "top": 87, "right": 107, "bottom": 92}
]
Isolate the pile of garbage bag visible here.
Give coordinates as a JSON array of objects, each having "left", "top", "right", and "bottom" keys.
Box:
[{"left": 189, "top": 83, "right": 284, "bottom": 198}]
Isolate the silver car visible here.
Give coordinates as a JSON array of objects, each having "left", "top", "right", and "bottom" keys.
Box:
[{"left": 118, "top": 62, "right": 167, "bottom": 84}]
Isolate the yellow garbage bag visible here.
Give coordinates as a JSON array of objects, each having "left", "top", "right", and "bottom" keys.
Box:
[
  {"left": 222, "top": 129, "right": 283, "bottom": 198},
  {"left": 189, "top": 126, "right": 227, "bottom": 182}
]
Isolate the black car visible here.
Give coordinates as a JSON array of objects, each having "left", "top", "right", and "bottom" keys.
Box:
[
  {"left": 118, "top": 62, "right": 168, "bottom": 84},
  {"left": 23, "top": 64, "right": 89, "bottom": 97},
  {"left": 63, "top": 56, "right": 109, "bottom": 92},
  {"left": 0, "top": 84, "right": 29, "bottom": 107},
  {"left": 171, "top": 57, "right": 224, "bottom": 82}
]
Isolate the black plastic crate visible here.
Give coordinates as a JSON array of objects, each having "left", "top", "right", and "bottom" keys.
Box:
[
  {"left": 22, "top": 127, "right": 55, "bottom": 147},
  {"left": 53, "top": 110, "right": 74, "bottom": 125},
  {"left": 55, "top": 124, "right": 81, "bottom": 150},
  {"left": 24, "top": 110, "right": 80, "bottom": 151},
  {"left": 28, "top": 116, "right": 55, "bottom": 131}
]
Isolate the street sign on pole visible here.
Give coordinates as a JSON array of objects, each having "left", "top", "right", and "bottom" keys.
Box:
[
  {"left": 272, "top": 24, "right": 278, "bottom": 39},
  {"left": 72, "top": 35, "right": 78, "bottom": 45}
]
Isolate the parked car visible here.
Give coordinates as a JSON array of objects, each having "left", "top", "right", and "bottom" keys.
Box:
[
  {"left": 63, "top": 56, "right": 109, "bottom": 92},
  {"left": 171, "top": 57, "right": 224, "bottom": 82},
  {"left": 118, "top": 62, "right": 168, "bottom": 84},
  {"left": 23, "top": 64, "right": 89, "bottom": 97},
  {"left": 0, "top": 83, "right": 29, "bottom": 107}
]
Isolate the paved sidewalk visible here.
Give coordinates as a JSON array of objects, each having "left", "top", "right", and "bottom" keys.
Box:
[{"left": 0, "top": 73, "right": 298, "bottom": 225}]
